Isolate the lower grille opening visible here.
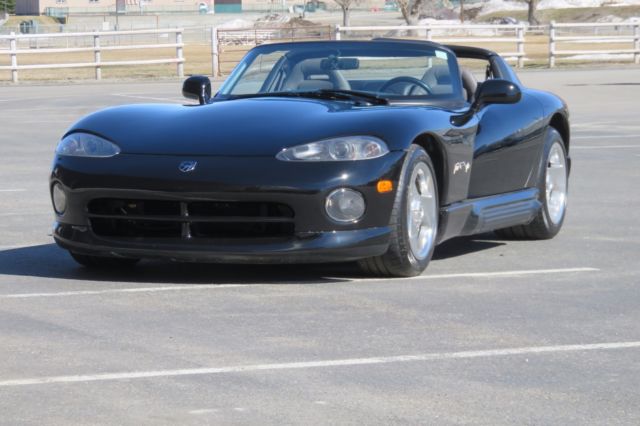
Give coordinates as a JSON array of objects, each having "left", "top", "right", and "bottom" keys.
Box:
[
  {"left": 88, "top": 199, "right": 180, "bottom": 216},
  {"left": 191, "top": 222, "right": 295, "bottom": 239},
  {"left": 90, "top": 218, "right": 182, "bottom": 238},
  {"left": 87, "top": 198, "right": 295, "bottom": 240}
]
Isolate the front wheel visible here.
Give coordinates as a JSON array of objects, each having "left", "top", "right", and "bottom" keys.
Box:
[
  {"left": 359, "top": 145, "right": 439, "bottom": 277},
  {"left": 496, "top": 128, "right": 568, "bottom": 240}
]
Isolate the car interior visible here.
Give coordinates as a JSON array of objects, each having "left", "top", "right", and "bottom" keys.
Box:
[{"left": 275, "top": 56, "right": 483, "bottom": 103}]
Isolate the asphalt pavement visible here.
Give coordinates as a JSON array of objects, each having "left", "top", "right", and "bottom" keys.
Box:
[{"left": 0, "top": 67, "right": 639, "bottom": 425}]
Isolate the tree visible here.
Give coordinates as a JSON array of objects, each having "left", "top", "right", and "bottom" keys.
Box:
[
  {"left": 1, "top": 0, "right": 16, "bottom": 14},
  {"left": 523, "top": 0, "right": 539, "bottom": 25},
  {"left": 333, "top": 0, "right": 357, "bottom": 27},
  {"left": 397, "top": 0, "right": 424, "bottom": 26}
]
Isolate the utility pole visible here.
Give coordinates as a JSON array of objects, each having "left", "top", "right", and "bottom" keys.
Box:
[{"left": 460, "top": 0, "right": 464, "bottom": 23}]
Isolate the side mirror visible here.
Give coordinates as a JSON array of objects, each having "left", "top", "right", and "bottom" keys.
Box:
[
  {"left": 473, "top": 79, "right": 521, "bottom": 109},
  {"left": 182, "top": 75, "right": 212, "bottom": 105},
  {"left": 451, "top": 79, "right": 521, "bottom": 127}
]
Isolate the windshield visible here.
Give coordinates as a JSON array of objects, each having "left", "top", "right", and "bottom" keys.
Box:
[{"left": 217, "top": 41, "right": 464, "bottom": 103}]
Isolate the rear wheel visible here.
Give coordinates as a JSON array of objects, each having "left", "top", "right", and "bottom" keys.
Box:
[
  {"left": 495, "top": 128, "right": 568, "bottom": 240},
  {"left": 358, "top": 145, "right": 438, "bottom": 277},
  {"left": 69, "top": 252, "right": 140, "bottom": 269}
]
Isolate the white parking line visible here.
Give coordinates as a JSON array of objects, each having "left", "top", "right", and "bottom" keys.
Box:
[
  {"left": 0, "top": 189, "right": 26, "bottom": 192},
  {"left": 112, "top": 93, "right": 185, "bottom": 103},
  {"left": 0, "top": 242, "right": 51, "bottom": 250},
  {"left": 0, "top": 212, "right": 50, "bottom": 218},
  {"left": 1, "top": 341, "right": 638, "bottom": 387},
  {"left": 0, "top": 267, "right": 599, "bottom": 299},
  {"left": 347, "top": 267, "right": 599, "bottom": 283},
  {"left": 0, "top": 284, "right": 246, "bottom": 299},
  {"left": 572, "top": 134, "right": 640, "bottom": 140},
  {"left": 572, "top": 145, "right": 640, "bottom": 150},
  {"left": 190, "top": 409, "right": 219, "bottom": 415}
]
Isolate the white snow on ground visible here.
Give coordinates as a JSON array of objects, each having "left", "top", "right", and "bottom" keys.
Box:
[
  {"left": 479, "top": 0, "right": 640, "bottom": 15},
  {"left": 217, "top": 18, "right": 255, "bottom": 29},
  {"left": 479, "top": 0, "right": 527, "bottom": 15},
  {"left": 538, "top": 0, "right": 640, "bottom": 8}
]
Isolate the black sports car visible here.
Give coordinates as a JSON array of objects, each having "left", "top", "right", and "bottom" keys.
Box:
[{"left": 50, "top": 39, "right": 570, "bottom": 277}]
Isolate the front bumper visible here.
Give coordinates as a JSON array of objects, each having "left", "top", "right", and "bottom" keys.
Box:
[
  {"left": 50, "top": 152, "right": 405, "bottom": 263},
  {"left": 53, "top": 223, "right": 391, "bottom": 263}
]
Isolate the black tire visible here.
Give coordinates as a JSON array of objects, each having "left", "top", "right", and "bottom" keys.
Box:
[
  {"left": 358, "top": 145, "right": 439, "bottom": 277},
  {"left": 69, "top": 252, "right": 140, "bottom": 269},
  {"left": 495, "top": 128, "right": 568, "bottom": 240}
]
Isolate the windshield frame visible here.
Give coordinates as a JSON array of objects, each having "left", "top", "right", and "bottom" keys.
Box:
[{"left": 216, "top": 40, "right": 465, "bottom": 104}]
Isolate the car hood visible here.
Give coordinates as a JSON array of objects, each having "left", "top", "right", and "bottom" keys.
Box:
[{"left": 67, "top": 97, "right": 452, "bottom": 156}]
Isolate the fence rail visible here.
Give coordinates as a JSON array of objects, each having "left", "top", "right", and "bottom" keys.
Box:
[
  {"left": 336, "top": 24, "right": 527, "bottom": 68},
  {"left": 0, "top": 28, "right": 185, "bottom": 82},
  {"left": 549, "top": 21, "right": 640, "bottom": 67}
]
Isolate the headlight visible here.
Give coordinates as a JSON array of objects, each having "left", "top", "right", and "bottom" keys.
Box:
[
  {"left": 55, "top": 133, "right": 120, "bottom": 157},
  {"left": 276, "top": 136, "right": 389, "bottom": 162}
]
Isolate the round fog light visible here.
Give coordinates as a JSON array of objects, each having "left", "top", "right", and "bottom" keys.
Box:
[
  {"left": 52, "top": 183, "right": 67, "bottom": 214},
  {"left": 325, "top": 188, "right": 365, "bottom": 223}
]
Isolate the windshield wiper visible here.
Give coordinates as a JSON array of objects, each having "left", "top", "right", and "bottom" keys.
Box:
[
  {"left": 225, "top": 89, "right": 388, "bottom": 105},
  {"left": 312, "top": 89, "right": 389, "bottom": 105}
]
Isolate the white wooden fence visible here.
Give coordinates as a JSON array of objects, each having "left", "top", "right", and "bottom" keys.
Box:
[
  {"left": 2, "top": 22, "right": 640, "bottom": 82},
  {"left": 549, "top": 21, "right": 640, "bottom": 67},
  {"left": 0, "top": 28, "right": 185, "bottom": 83},
  {"left": 335, "top": 24, "right": 527, "bottom": 68}
]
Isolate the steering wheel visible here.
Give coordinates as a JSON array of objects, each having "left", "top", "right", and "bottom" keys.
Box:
[{"left": 379, "top": 76, "right": 432, "bottom": 95}]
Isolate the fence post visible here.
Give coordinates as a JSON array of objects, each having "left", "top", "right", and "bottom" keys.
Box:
[
  {"left": 176, "top": 29, "right": 184, "bottom": 78},
  {"left": 634, "top": 21, "right": 639, "bottom": 65},
  {"left": 426, "top": 26, "right": 432, "bottom": 41},
  {"left": 517, "top": 24, "right": 525, "bottom": 68},
  {"left": 9, "top": 32, "right": 18, "bottom": 83},
  {"left": 335, "top": 24, "right": 341, "bottom": 41},
  {"left": 210, "top": 27, "right": 219, "bottom": 78},
  {"left": 93, "top": 31, "right": 101, "bottom": 81},
  {"left": 549, "top": 21, "right": 556, "bottom": 68}
]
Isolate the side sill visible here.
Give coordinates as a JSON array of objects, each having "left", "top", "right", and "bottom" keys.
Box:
[{"left": 437, "top": 188, "right": 542, "bottom": 243}]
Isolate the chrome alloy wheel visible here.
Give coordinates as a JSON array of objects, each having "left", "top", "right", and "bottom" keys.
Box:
[
  {"left": 406, "top": 162, "right": 438, "bottom": 260},
  {"left": 545, "top": 142, "right": 568, "bottom": 225}
]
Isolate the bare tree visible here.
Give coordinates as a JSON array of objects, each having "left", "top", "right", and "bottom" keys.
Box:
[
  {"left": 333, "top": 0, "right": 357, "bottom": 27},
  {"left": 523, "top": 0, "right": 539, "bottom": 25},
  {"left": 397, "top": 0, "right": 425, "bottom": 26}
]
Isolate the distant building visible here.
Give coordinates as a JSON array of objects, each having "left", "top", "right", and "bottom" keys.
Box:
[{"left": 15, "top": 0, "right": 279, "bottom": 15}]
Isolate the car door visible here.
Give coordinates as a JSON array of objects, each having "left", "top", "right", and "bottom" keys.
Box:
[{"left": 467, "top": 91, "right": 546, "bottom": 198}]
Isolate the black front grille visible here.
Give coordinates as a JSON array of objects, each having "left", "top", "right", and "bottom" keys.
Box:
[{"left": 87, "top": 198, "right": 295, "bottom": 240}]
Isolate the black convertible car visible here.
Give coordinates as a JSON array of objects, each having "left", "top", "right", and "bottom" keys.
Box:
[{"left": 50, "top": 39, "right": 570, "bottom": 277}]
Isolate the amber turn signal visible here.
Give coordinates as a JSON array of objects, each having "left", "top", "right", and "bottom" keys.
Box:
[{"left": 377, "top": 180, "right": 393, "bottom": 193}]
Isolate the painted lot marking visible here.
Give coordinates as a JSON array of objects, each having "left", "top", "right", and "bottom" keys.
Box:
[
  {"left": 0, "top": 267, "right": 599, "bottom": 299},
  {"left": 0, "top": 284, "right": 245, "bottom": 299},
  {"left": 112, "top": 93, "right": 185, "bottom": 103},
  {"left": 0, "top": 341, "right": 638, "bottom": 387},
  {"left": 347, "top": 267, "right": 599, "bottom": 283},
  {"left": 0, "top": 189, "right": 26, "bottom": 193},
  {"left": 572, "top": 145, "right": 640, "bottom": 150},
  {"left": 0, "top": 212, "right": 50, "bottom": 218},
  {"left": 572, "top": 134, "right": 640, "bottom": 140}
]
